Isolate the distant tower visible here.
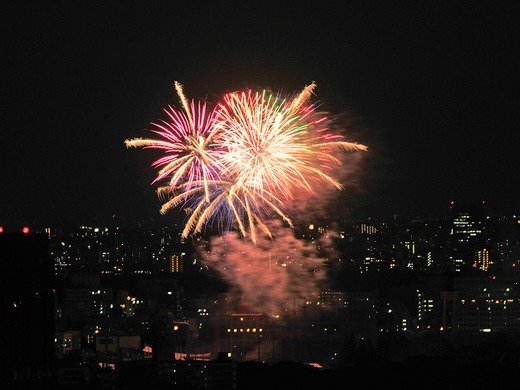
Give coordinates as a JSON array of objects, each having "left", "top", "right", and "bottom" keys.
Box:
[{"left": 0, "top": 231, "right": 56, "bottom": 386}]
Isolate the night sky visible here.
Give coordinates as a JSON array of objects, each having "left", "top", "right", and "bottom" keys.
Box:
[{"left": 1, "top": 2, "right": 517, "bottom": 226}]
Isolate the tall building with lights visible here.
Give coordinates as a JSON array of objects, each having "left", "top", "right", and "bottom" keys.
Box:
[{"left": 448, "top": 200, "right": 487, "bottom": 272}]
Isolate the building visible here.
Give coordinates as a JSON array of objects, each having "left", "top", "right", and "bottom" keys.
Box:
[
  {"left": 451, "top": 276, "right": 520, "bottom": 334},
  {"left": 448, "top": 200, "right": 487, "bottom": 272},
  {"left": 0, "top": 231, "right": 56, "bottom": 387}
]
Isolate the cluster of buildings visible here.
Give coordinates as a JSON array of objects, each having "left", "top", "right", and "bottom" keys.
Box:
[{"left": 2, "top": 200, "right": 520, "bottom": 388}]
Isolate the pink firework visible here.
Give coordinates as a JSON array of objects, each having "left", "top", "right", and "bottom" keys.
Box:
[{"left": 125, "top": 82, "right": 224, "bottom": 204}]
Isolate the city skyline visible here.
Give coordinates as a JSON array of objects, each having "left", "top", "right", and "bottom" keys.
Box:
[
  {"left": 1, "top": 3, "right": 518, "bottom": 226},
  {"left": 2, "top": 189, "right": 520, "bottom": 387}
]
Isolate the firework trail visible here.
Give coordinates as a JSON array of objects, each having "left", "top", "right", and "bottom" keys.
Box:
[{"left": 125, "top": 82, "right": 367, "bottom": 243}]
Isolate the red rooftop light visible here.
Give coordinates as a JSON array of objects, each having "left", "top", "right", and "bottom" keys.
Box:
[{"left": 22, "top": 226, "right": 30, "bottom": 234}]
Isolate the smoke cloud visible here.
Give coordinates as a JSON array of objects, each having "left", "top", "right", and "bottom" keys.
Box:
[{"left": 196, "top": 220, "right": 338, "bottom": 316}]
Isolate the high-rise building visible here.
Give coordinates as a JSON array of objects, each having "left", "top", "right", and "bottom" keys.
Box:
[
  {"left": 450, "top": 200, "right": 486, "bottom": 242},
  {"left": 0, "top": 231, "right": 56, "bottom": 386},
  {"left": 448, "top": 200, "right": 487, "bottom": 272}
]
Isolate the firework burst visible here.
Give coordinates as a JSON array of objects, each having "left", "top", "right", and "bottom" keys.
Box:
[
  {"left": 125, "top": 82, "right": 367, "bottom": 243},
  {"left": 215, "top": 83, "right": 367, "bottom": 201},
  {"left": 124, "top": 82, "right": 224, "bottom": 204}
]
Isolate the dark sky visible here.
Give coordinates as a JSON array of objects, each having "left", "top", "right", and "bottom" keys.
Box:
[{"left": 1, "top": 1, "right": 517, "bottom": 225}]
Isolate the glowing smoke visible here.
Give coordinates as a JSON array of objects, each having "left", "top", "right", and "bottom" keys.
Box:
[{"left": 197, "top": 220, "right": 340, "bottom": 316}]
